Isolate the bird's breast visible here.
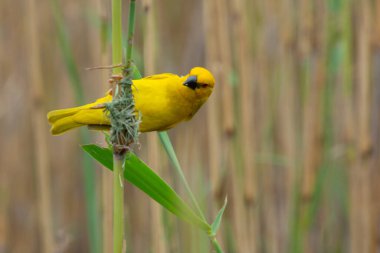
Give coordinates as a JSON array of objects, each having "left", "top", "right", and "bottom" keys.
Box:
[{"left": 131, "top": 78, "right": 195, "bottom": 132}]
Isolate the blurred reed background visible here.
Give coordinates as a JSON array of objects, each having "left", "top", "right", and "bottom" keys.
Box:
[{"left": 1, "top": 0, "right": 380, "bottom": 252}]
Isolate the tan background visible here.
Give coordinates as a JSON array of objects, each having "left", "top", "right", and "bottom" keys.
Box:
[{"left": 1, "top": 0, "right": 380, "bottom": 252}]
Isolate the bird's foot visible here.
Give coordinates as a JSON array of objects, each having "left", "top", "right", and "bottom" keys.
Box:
[
  {"left": 108, "top": 74, "right": 123, "bottom": 84},
  {"left": 108, "top": 74, "right": 123, "bottom": 95}
]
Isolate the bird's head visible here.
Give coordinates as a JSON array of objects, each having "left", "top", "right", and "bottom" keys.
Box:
[
  {"left": 183, "top": 67, "right": 215, "bottom": 104},
  {"left": 179, "top": 67, "right": 215, "bottom": 119},
  {"left": 183, "top": 67, "right": 215, "bottom": 91},
  {"left": 182, "top": 67, "right": 215, "bottom": 105}
]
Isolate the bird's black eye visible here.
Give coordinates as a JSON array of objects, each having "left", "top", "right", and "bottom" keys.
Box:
[{"left": 183, "top": 75, "right": 198, "bottom": 90}]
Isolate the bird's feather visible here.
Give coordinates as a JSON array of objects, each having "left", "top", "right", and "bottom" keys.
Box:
[{"left": 47, "top": 67, "right": 215, "bottom": 135}]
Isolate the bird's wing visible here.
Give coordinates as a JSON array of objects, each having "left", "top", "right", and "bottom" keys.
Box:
[{"left": 141, "top": 73, "right": 178, "bottom": 81}]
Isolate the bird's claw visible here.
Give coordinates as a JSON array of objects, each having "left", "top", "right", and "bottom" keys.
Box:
[
  {"left": 108, "top": 74, "right": 123, "bottom": 84},
  {"left": 108, "top": 74, "right": 123, "bottom": 93}
]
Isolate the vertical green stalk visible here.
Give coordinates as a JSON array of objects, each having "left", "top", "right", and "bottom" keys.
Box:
[
  {"left": 112, "top": 0, "right": 122, "bottom": 76},
  {"left": 111, "top": 1, "right": 137, "bottom": 252},
  {"left": 112, "top": 155, "right": 124, "bottom": 253},
  {"left": 126, "top": 0, "right": 136, "bottom": 65},
  {"left": 111, "top": 0, "right": 123, "bottom": 252},
  {"left": 211, "top": 238, "right": 223, "bottom": 253}
]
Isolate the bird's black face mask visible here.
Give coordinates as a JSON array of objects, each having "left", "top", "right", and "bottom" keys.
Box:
[{"left": 183, "top": 75, "right": 198, "bottom": 90}]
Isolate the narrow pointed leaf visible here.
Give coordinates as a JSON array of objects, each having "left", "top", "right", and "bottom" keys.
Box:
[
  {"left": 157, "top": 131, "right": 208, "bottom": 223},
  {"left": 158, "top": 131, "right": 182, "bottom": 170},
  {"left": 211, "top": 197, "right": 228, "bottom": 235},
  {"left": 131, "top": 63, "right": 142, "bottom": 79},
  {"left": 82, "top": 144, "right": 113, "bottom": 169},
  {"left": 81, "top": 144, "right": 211, "bottom": 232}
]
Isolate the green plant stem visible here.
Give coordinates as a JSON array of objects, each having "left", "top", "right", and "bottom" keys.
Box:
[
  {"left": 157, "top": 132, "right": 207, "bottom": 222},
  {"left": 211, "top": 237, "right": 223, "bottom": 253},
  {"left": 112, "top": 0, "right": 124, "bottom": 252},
  {"left": 126, "top": 0, "right": 136, "bottom": 65},
  {"left": 112, "top": 0, "right": 122, "bottom": 76},
  {"left": 111, "top": 0, "right": 138, "bottom": 252},
  {"left": 113, "top": 156, "right": 124, "bottom": 253}
]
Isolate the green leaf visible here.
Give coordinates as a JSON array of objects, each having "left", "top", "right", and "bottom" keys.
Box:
[
  {"left": 131, "top": 62, "right": 142, "bottom": 79},
  {"left": 211, "top": 197, "right": 228, "bottom": 236},
  {"left": 158, "top": 132, "right": 182, "bottom": 172},
  {"left": 82, "top": 145, "right": 113, "bottom": 169},
  {"left": 157, "top": 131, "right": 208, "bottom": 222},
  {"left": 81, "top": 144, "right": 211, "bottom": 232}
]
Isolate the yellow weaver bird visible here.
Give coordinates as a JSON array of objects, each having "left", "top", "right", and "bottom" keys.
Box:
[{"left": 47, "top": 67, "right": 215, "bottom": 135}]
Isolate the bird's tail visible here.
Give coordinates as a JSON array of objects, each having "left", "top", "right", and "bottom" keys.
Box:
[
  {"left": 47, "top": 106, "right": 86, "bottom": 135},
  {"left": 47, "top": 94, "right": 112, "bottom": 135}
]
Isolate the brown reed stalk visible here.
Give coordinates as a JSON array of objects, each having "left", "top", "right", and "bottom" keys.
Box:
[
  {"left": 336, "top": 1, "right": 355, "bottom": 251},
  {"left": 299, "top": 0, "right": 317, "bottom": 202},
  {"left": 216, "top": 5, "right": 234, "bottom": 137},
  {"left": 276, "top": 0, "right": 298, "bottom": 250},
  {"left": 299, "top": 15, "right": 327, "bottom": 251},
  {"left": 356, "top": 0, "right": 372, "bottom": 157},
  {"left": 214, "top": 0, "right": 251, "bottom": 252},
  {"left": 350, "top": 1, "right": 372, "bottom": 252},
  {"left": 256, "top": 1, "right": 279, "bottom": 252},
  {"left": 230, "top": 0, "right": 257, "bottom": 252},
  {"left": 297, "top": 1, "right": 325, "bottom": 252},
  {"left": 26, "top": 0, "right": 55, "bottom": 251},
  {"left": 370, "top": 2, "right": 380, "bottom": 251},
  {"left": 231, "top": 0, "right": 256, "bottom": 205},
  {"left": 203, "top": 1, "right": 230, "bottom": 251},
  {"left": 0, "top": 189, "right": 8, "bottom": 251},
  {"left": 251, "top": 1, "right": 268, "bottom": 249},
  {"left": 0, "top": 2, "right": 7, "bottom": 247},
  {"left": 302, "top": 77, "right": 323, "bottom": 201},
  {"left": 374, "top": 1, "right": 380, "bottom": 48},
  {"left": 339, "top": 0, "right": 354, "bottom": 154},
  {"left": 202, "top": 0, "right": 222, "bottom": 202},
  {"left": 142, "top": 0, "right": 168, "bottom": 252}
]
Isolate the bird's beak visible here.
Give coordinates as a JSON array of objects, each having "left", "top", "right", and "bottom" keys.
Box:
[{"left": 183, "top": 75, "right": 198, "bottom": 90}]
